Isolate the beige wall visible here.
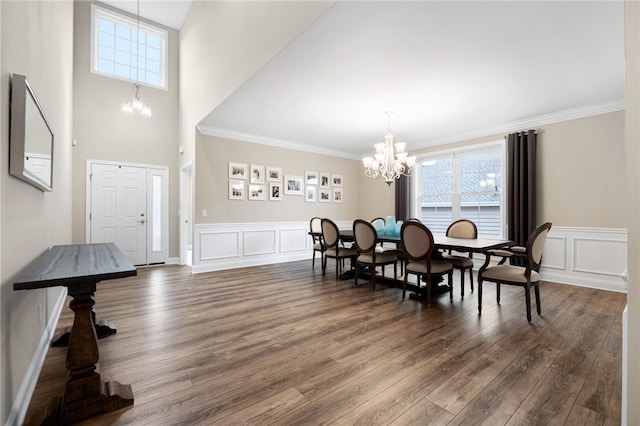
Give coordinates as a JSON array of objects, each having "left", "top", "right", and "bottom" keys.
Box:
[
  {"left": 625, "top": 0, "right": 639, "bottom": 422},
  {"left": 0, "top": 1, "right": 74, "bottom": 422},
  {"left": 72, "top": 1, "right": 180, "bottom": 257},
  {"left": 196, "top": 133, "right": 359, "bottom": 222}
]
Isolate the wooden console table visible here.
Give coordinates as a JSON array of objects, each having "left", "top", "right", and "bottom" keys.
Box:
[{"left": 14, "top": 243, "right": 137, "bottom": 424}]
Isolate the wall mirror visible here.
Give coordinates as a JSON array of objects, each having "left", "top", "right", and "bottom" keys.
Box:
[{"left": 10, "top": 74, "right": 54, "bottom": 192}]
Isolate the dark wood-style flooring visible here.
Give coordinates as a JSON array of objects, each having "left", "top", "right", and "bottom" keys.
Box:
[{"left": 24, "top": 260, "right": 625, "bottom": 425}]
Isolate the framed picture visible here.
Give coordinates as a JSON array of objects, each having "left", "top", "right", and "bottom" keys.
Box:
[
  {"left": 269, "top": 182, "right": 282, "bottom": 200},
  {"left": 332, "top": 174, "right": 343, "bottom": 187},
  {"left": 305, "top": 171, "right": 318, "bottom": 185},
  {"left": 248, "top": 184, "right": 266, "bottom": 200},
  {"left": 267, "top": 166, "right": 282, "bottom": 182},
  {"left": 228, "top": 162, "right": 248, "bottom": 179},
  {"left": 333, "top": 189, "right": 343, "bottom": 203},
  {"left": 305, "top": 185, "right": 317, "bottom": 202},
  {"left": 319, "top": 172, "right": 331, "bottom": 188},
  {"left": 284, "top": 175, "right": 303, "bottom": 195},
  {"left": 319, "top": 188, "right": 332, "bottom": 203},
  {"left": 250, "top": 164, "right": 265, "bottom": 183},
  {"left": 229, "top": 180, "right": 245, "bottom": 200}
]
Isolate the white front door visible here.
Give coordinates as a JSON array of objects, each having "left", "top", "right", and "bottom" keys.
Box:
[{"left": 90, "top": 163, "right": 148, "bottom": 265}]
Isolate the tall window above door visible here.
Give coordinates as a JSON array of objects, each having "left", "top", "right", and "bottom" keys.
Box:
[
  {"left": 415, "top": 142, "right": 505, "bottom": 237},
  {"left": 91, "top": 4, "right": 168, "bottom": 89}
]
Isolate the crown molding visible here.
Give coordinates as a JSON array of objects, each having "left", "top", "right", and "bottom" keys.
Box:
[
  {"left": 198, "top": 99, "right": 624, "bottom": 159},
  {"left": 196, "top": 125, "right": 360, "bottom": 160},
  {"left": 413, "top": 98, "right": 625, "bottom": 150}
]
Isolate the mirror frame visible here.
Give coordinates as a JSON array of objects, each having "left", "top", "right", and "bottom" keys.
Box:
[{"left": 9, "top": 74, "right": 54, "bottom": 192}]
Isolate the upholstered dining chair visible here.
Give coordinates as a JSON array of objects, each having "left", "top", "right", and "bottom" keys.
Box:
[
  {"left": 442, "top": 219, "right": 477, "bottom": 299},
  {"left": 309, "top": 217, "right": 325, "bottom": 268},
  {"left": 321, "top": 218, "right": 357, "bottom": 280},
  {"left": 477, "top": 222, "right": 552, "bottom": 321},
  {"left": 353, "top": 219, "right": 398, "bottom": 291},
  {"left": 400, "top": 221, "right": 454, "bottom": 306}
]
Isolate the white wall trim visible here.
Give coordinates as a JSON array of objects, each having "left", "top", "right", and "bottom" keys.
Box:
[
  {"left": 6, "top": 288, "right": 67, "bottom": 426},
  {"left": 539, "top": 226, "right": 627, "bottom": 292},
  {"left": 193, "top": 220, "right": 352, "bottom": 274}
]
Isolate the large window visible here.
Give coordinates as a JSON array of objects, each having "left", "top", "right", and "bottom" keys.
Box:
[
  {"left": 415, "top": 143, "right": 505, "bottom": 237},
  {"left": 91, "top": 5, "right": 167, "bottom": 89}
]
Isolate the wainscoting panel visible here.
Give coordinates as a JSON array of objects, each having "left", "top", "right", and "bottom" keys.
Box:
[
  {"left": 194, "top": 222, "right": 627, "bottom": 293},
  {"left": 540, "top": 226, "right": 627, "bottom": 292}
]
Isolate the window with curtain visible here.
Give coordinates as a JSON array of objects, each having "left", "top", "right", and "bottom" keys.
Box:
[
  {"left": 415, "top": 143, "right": 505, "bottom": 237},
  {"left": 91, "top": 4, "right": 168, "bottom": 89}
]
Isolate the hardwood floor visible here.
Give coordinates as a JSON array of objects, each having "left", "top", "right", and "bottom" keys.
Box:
[{"left": 24, "top": 260, "right": 625, "bottom": 425}]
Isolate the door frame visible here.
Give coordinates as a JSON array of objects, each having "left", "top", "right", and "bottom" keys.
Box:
[
  {"left": 86, "top": 159, "right": 170, "bottom": 265},
  {"left": 179, "top": 161, "right": 193, "bottom": 266}
]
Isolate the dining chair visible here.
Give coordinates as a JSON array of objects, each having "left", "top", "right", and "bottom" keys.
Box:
[
  {"left": 309, "top": 216, "right": 325, "bottom": 268},
  {"left": 442, "top": 219, "right": 477, "bottom": 299},
  {"left": 477, "top": 222, "right": 552, "bottom": 321},
  {"left": 321, "top": 218, "right": 357, "bottom": 280},
  {"left": 400, "top": 221, "right": 454, "bottom": 306},
  {"left": 353, "top": 219, "right": 398, "bottom": 291}
]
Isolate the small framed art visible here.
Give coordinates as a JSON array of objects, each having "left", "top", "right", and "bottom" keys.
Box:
[
  {"left": 306, "top": 185, "right": 317, "bottom": 202},
  {"left": 305, "top": 171, "right": 318, "bottom": 185},
  {"left": 332, "top": 174, "right": 343, "bottom": 187},
  {"left": 269, "top": 182, "right": 282, "bottom": 200},
  {"left": 229, "top": 180, "right": 245, "bottom": 200},
  {"left": 319, "top": 188, "right": 332, "bottom": 203},
  {"left": 250, "top": 164, "right": 265, "bottom": 183},
  {"left": 267, "top": 166, "right": 282, "bottom": 182},
  {"left": 333, "top": 189, "right": 343, "bottom": 203},
  {"left": 284, "top": 175, "right": 303, "bottom": 195},
  {"left": 248, "top": 184, "right": 266, "bottom": 200},
  {"left": 229, "top": 162, "right": 248, "bottom": 179},
  {"left": 319, "top": 172, "right": 331, "bottom": 188}
]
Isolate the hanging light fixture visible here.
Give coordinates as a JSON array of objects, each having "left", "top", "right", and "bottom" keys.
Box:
[
  {"left": 122, "top": 0, "right": 152, "bottom": 117},
  {"left": 362, "top": 111, "right": 416, "bottom": 185}
]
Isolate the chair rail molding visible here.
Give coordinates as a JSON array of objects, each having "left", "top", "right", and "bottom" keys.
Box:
[{"left": 193, "top": 220, "right": 352, "bottom": 274}]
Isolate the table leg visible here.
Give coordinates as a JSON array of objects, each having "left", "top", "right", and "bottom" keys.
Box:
[
  {"left": 51, "top": 309, "right": 117, "bottom": 347},
  {"left": 50, "top": 282, "right": 133, "bottom": 423}
]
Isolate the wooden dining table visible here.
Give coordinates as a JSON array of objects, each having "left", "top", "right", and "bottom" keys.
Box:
[{"left": 335, "top": 229, "right": 512, "bottom": 298}]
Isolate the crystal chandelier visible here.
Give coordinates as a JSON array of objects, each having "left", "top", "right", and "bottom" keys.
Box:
[
  {"left": 122, "top": 0, "right": 152, "bottom": 117},
  {"left": 362, "top": 111, "right": 416, "bottom": 185}
]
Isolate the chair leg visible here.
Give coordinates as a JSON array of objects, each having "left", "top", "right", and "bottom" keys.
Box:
[
  {"left": 448, "top": 271, "right": 453, "bottom": 301},
  {"left": 469, "top": 268, "right": 474, "bottom": 292},
  {"left": 524, "top": 284, "right": 532, "bottom": 322},
  {"left": 354, "top": 261, "right": 359, "bottom": 287},
  {"left": 460, "top": 268, "right": 465, "bottom": 299},
  {"left": 402, "top": 273, "right": 408, "bottom": 299},
  {"left": 371, "top": 262, "right": 376, "bottom": 292},
  {"left": 322, "top": 256, "right": 327, "bottom": 276},
  {"left": 478, "top": 279, "right": 483, "bottom": 316},
  {"left": 534, "top": 284, "right": 541, "bottom": 314},
  {"left": 496, "top": 283, "right": 501, "bottom": 304}
]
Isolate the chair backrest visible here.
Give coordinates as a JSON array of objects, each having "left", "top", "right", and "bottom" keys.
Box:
[
  {"left": 407, "top": 218, "right": 422, "bottom": 223},
  {"left": 353, "top": 219, "right": 377, "bottom": 254},
  {"left": 527, "top": 222, "right": 552, "bottom": 271},
  {"left": 401, "top": 220, "right": 435, "bottom": 261},
  {"left": 310, "top": 217, "right": 322, "bottom": 233},
  {"left": 446, "top": 219, "right": 477, "bottom": 239},
  {"left": 321, "top": 218, "right": 340, "bottom": 249}
]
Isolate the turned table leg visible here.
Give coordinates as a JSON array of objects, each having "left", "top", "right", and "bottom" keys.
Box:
[{"left": 57, "top": 282, "right": 133, "bottom": 423}]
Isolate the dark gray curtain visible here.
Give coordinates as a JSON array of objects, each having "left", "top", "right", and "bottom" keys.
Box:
[
  {"left": 395, "top": 174, "right": 411, "bottom": 221},
  {"left": 506, "top": 130, "right": 537, "bottom": 247}
]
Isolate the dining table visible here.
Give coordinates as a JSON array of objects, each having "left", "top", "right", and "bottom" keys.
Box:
[{"left": 335, "top": 228, "right": 512, "bottom": 298}]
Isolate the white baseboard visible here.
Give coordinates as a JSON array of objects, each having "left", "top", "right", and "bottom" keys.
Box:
[{"left": 6, "top": 288, "right": 67, "bottom": 426}]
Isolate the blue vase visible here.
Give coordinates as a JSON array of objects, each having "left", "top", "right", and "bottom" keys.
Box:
[
  {"left": 385, "top": 215, "right": 396, "bottom": 235},
  {"left": 395, "top": 221, "right": 403, "bottom": 237}
]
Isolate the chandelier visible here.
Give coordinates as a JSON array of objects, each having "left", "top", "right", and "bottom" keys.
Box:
[
  {"left": 122, "top": 0, "right": 152, "bottom": 117},
  {"left": 362, "top": 111, "right": 416, "bottom": 185}
]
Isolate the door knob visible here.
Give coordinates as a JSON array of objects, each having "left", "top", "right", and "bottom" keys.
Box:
[{"left": 138, "top": 219, "right": 146, "bottom": 224}]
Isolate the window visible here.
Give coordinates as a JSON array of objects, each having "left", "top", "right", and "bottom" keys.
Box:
[
  {"left": 91, "top": 5, "right": 167, "bottom": 89},
  {"left": 414, "top": 142, "right": 505, "bottom": 237}
]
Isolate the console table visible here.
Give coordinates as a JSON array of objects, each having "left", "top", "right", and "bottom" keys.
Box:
[{"left": 14, "top": 243, "right": 137, "bottom": 424}]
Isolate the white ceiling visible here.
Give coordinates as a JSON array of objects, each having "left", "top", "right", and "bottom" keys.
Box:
[
  {"left": 100, "top": 0, "right": 192, "bottom": 30},
  {"left": 198, "top": 1, "right": 625, "bottom": 159}
]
